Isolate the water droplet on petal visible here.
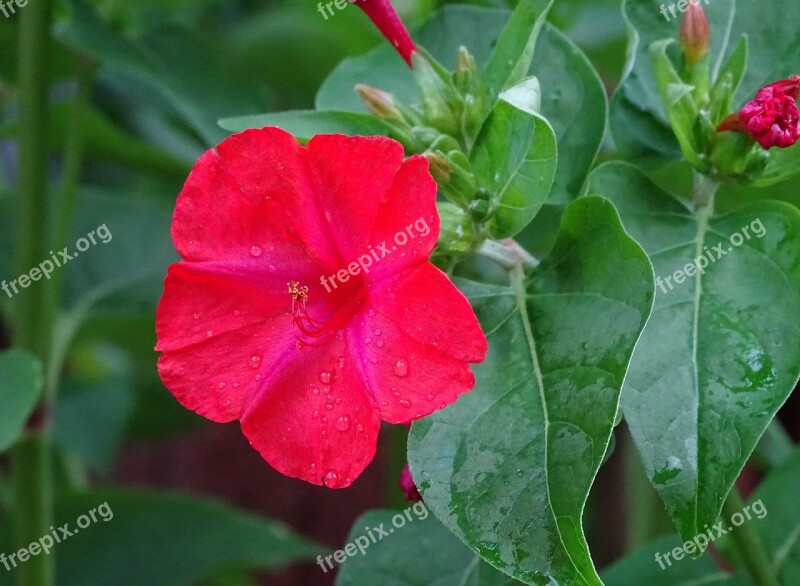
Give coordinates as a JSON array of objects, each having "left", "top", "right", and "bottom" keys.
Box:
[
  {"left": 249, "top": 246, "right": 262, "bottom": 257},
  {"left": 218, "top": 382, "right": 227, "bottom": 389},
  {"left": 399, "top": 399, "right": 411, "bottom": 408},
  {"left": 206, "top": 330, "right": 214, "bottom": 337},
  {"left": 255, "top": 374, "right": 263, "bottom": 381},
  {"left": 319, "top": 372, "right": 332, "bottom": 384},
  {"left": 335, "top": 416, "right": 351, "bottom": 431},
  {"left": 374, "top": 328, "right": 382, "bottom": 336},
  {"left": 268, "top": 265, "right": 276, "bottom": 272},
  {"left": 193, "top": 313, "right": 200, "bottom": 320},
  {"left": 357, "top": 423, "right": 365, "bottom": 432},
  {"left": 250, "top": 355, "right": 261, "bottom": 368},
  {"left": 326, "top": 403, "right": 334, "bottom": 410},
  {"left": 324, "top": 471, "right": 339, "bottom": 487},
  {"left": 337, "top": 356, "right": 346, "bottom": 368},
  {"left": 312, "top": 410, "right": 319, "bottom": 418},
  {"left": 365, "top": 337, "right": 372, "bottom": 345},
  {"left": 233, "top": 310, "right": 241, "bottom": 316},
  {"left": 368, "top": 308, "right": 376, "bottom": 317},
  {"left": 376, "top": 340, "right": 384, "bottom": 348},
  {"left": 394, "top": 359, "right": 409, "bottom": 377},
  {"left": 312, "top": 388, "right": 320, "bottom": 396},
  {"left": 335, "top": 396, "right": 342, "bottom": 405},
  {"left": 232, "top": 382, "right": 240, "bottom": 389}
]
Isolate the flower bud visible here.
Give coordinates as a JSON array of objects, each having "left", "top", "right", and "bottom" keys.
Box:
[
  {"left": 355, "top": 84, "right": 403, "bottom": 121},
  {"left": 680, "top": 2, "right": 710, "bottom": 66},
  {"left": 436, "top": 202, "right": 474, "bottom": 254},
  {"left": 354, "top": 0, "right": 417, "bottom": 66},
  {"left": 717, "top": 76, "right": 800, "bottom": 149},
  {"left": 399, "top": 464, "right": 422, "bottom": 502},
  {"left": 424, "top": 151, "right": 477, "bottom": 207}
]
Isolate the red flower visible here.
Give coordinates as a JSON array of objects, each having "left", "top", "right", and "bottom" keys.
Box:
[
  {"left": 355, "top": 0, "right": 417, "bottom": 66},
  {"left": 717, "top": 76, "right": 800, "bottom": 149},
  {"left": 155, "top": 128, "right": 487, "bottom": 488},
  {"left": 399, "top": 464, "right": 422, "bottom": 502}
]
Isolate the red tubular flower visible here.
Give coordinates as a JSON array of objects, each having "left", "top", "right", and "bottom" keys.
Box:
[
  {"left": 717, "top": 76, "right": 800, "bottom": 149},
  {"left": 155, "top": 128, "right": 487, "bottom": 488},
  {"left": 355, "top": 0, "right": 417, "bottom": 66}
]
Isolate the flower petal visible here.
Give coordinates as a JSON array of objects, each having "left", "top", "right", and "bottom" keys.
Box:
[{"left": 241, "top": 334, "right": 381, "bottom": 488}]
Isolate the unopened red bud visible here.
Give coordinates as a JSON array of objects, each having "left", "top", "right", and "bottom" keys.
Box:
[
  {"left": 680, "top": 2, "right": 710, "bottom": 66},
  {"left": 354, "top": 0, "right": 417, "bottom": 66}
]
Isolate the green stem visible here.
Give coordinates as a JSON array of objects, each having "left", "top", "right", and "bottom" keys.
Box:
[
  {"left": 721, "top": 488, "right": 779, "bottom": 586},
  {"left": 13, "top": 1, "right": 56, "bottom": 585}
]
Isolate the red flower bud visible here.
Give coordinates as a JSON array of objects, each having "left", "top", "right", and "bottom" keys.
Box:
[
  {"left": 355, "top": 0, "right": 417, "bottom": 66},
  {"left": 679, "top": 2, "right": 710, "bottom": 66},
  {"left": 718, "top": 76, "right": 800, "bottom": 149},
  {"left": 399, "top": 464, "right": 422, "bottom": 502}
]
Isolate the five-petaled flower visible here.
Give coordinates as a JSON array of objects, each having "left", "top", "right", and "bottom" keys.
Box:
[
  {"left": 718, "top": 76, "right": 800, "bottom": 149},
  {"left": 155, "top": 128, "right": 487, "bottom": 488}
]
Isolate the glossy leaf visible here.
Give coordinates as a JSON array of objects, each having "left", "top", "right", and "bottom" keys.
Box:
[
  {"left": 409, "top": 196, "right": 654, "bottom": 585},
  {"left": 602, "top": 535, "right": 746, "bottom": 585},
  {"left": 335, "top": 510, "right": 520, "bottom": 586},
  {"left": 0, "top": 350, "right": 43, "bottom": 453},
  {"left": 50, "top": 489, "right": 320, "bottom": 586},
  {"left": 316, "top": 6, "right": 606, "bottom": 204},
  {"left": 481, "top": 0, "right": 554, "bottom": 100},
  {"left": 218, "top": 110, "right": 391, "bottom": 140},
  {"left": 471, "top": 80, "right": 557, "bottom": 238},
  {"left": 587, "top": 162, "right": 800, "bottom": 543}
]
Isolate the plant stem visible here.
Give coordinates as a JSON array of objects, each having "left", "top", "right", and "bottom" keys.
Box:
[
  {"left": 13, "top": 0, "right": 56, "bottom": 585},
  {"left": 721, "top": 488, "right": 779, "bottom": 586}
]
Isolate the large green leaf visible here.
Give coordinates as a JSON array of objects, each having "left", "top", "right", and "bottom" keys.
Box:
[
  {"left": 586, "top": 162, "right": 800, "bottom": 543},
  {"left": 60, "top": 0, "right": 265, "bottom": 145},
  {"left": 335, "top": 510, "right": 520, "bottom": 586},
  {"left": 602, "top": 535, "right": 747, "bottom": 585},
  {"left": 611, "top": 0, "right": 800, "bottom": 166},
  {"left": 0, "top": 350, "right": 43, "bottom": 453},
  {"left": 408, "top": 196, "right": 655, "bottom": 585},
  {"left": 471, "top": 81, "right": 557, "bottom": 238},
  {"left": 46, "top": 489, "right": 320, "bottom": 586},
  {"left": 316, "top": 5, "right": 606, "bottom": 204},
  {"left": 218, "top": 110, "right": 391, "bottom": 140}
]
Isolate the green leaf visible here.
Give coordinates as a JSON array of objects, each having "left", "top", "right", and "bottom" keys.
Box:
[
  {"left": 586, "top": 162, "right": 800, "bottom": 543},
  {"left": 0, "top": 350, "right": 43, "bottom": 453},
  {"left": 335, "top": 510, "right": 520, "bottom": 586},
  {"left": 218, "top": 110, "right": 391, "bottom": 140},
  {"left": 752, "top": 145, "right": 800, "bottom": 188},
  {"left": 51, "top": 489, "right": 321, "bottom": 586},
  {"left": 409, "top": 196, "right": 654, "bottom": 585},
  {"left": 471, "top": 81, "right": 557, "bottom": 238},
  {"left": 649, "top": 40, "right": 704, "bottom": 170},
  {"left": 61, "top": 0, "right": 265, "bottom": 146},
  {"left": 316, "top": 6, "right": 606, "bottom": 204},
  {"left": 481, "top": 0, "right": 555, "bottom": 100},
  {"left": 602, "top": 535, "right": 747, "bottom": 585},
  {"left": 611, "top": 0, "right": 800, "bottom": 166}
]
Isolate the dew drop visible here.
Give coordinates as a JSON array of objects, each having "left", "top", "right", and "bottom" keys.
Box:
[
  {"left": 368, "top": 308, "right": 376, "bottom": 317},
  {"left": 370, "top": 358, "right": 377, "bottom": 364},
  {"left": 335, "top": 396, "right": 343, "bottom": 405},
  {"left": 319, "top": 371, "right": 332, "bottom": 384},
  {"left": 374, "top": 328, "right": 382, "bottom": 336},
  {"left": 399, "top": 399, "right": 411, "bottom": 408},
  {"left": 312, "top": 388, "right": 320, "bottom": 396},
  {"left": 250, "top": 355, "right": 262, "bottom": 368},
  {"left": 249, "top": 245, "right": 262, "bottom": 257},
  {"left": 381, "top": 401, "right": 388, "bottom": 407},
  {"left": 193, "top": 313, "right": 200, "bottom": 320},
  {"left": 232, "top": 382, "right": 240, "bottom": 389},
  {"left": 376, "top": 340, "right": 385, "bottom": 348},
  {"left": 206, "top": 330, "right": 214, "bottom": 338},
  {"left": 394, "top": 359, "right": 409, "bottom": 377},
  {"left": 233, "top": 310, "right": 241, "bottom": 317},
  {"left": 255, "top": 374, "right": 263, "bottom": 381},
  {"left": 312, "top": 410, "right": 319, "bottom": 418},
  {"left": 322, "top": 416, "right": 328, "bottom": 423},
  {"left": 335, "top": 416, "right": 351, "bottom": 431},
  {"left": 356, "top": 423, "right": 365, "bottom": 432},
  {"left": 218, "top": 382, "right": 227, "bottom": 389},
  {"left": 365, "top": 337, "right": 372, "bottom": 345},
  {"left": 268, "top": 265, "right": 276, "bottom": 272},
  {"left": 326, "top": 403, "right": 334, "bottom": 410},
  {"left": 324, "top": 471, "right": 339, "bottom": 487},
  {"left": 338, "top": 356, "right": 346, "bottom": 368}
]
